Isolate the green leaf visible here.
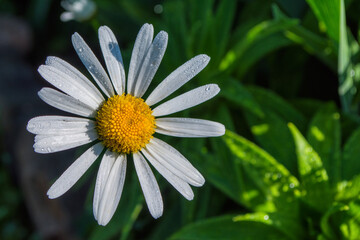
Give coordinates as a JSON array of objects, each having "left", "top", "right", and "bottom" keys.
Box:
[
  {"left": 219, "top": 78, "right": 264, "bottom": 118},
  {"left": 223, "top": 131, "right": 300, "bottom": 214},
  {"left": 342, "top": 127, "right": 360, "bottom": 180},
  {"left": 170, "top": 215, "right": 289, "bottom": 240},
  {"left": 248, "top": 86, "right": 306, "bottom": 130},
  {"left": 320, "top": 203, "right": 347, "bottom": 239},
  {"left": 288, "top": 123, "right": 332, "bottom": 212},
  {"left": 245, "top": 109, "right": 297, "bottom": 175},
  {"left": 219, "top": 18, "right": 296, "bottom": 78},
  {"left": 162, "top": 0, "right": 189, "bottom": 67},
  {"left": 188, "top": 0, "right": 213, "bottom": 54},
  {"left": 272, "top": 4, "right": 337, "bottom": 70},
  {"left": 336, "top": 174, "right": 360, "bottom": 202},
  {"left": 320, "top": 199, "right": 360, "bottom": 239},
  {"left": 233, "top": 212, "right": 304, "bottom": 240},
  {"left": 210, "top": 0, "right": 237, "bottom": 64},
  {"left": 338, "top": 0, "right": 357, "bottom": 114},
  {"left": 307, "top": 103, "right": 341, "bottom": 185},
  {"left": 306, "top": 0, "right": 340, "bottom": 42}
]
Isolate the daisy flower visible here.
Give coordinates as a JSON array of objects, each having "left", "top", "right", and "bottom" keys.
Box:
[{"left": 27, "top": 24, "right": 225, "bottom": 226}]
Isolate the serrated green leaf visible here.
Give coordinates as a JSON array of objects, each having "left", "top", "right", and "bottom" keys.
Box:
[
  {"left": 342, "top": 127, "right": 360, "bottom": 180},
  {"left": 248, "top": 86, "right": 306, "bottom": 130},
  {"left": 306, "top": 0, "right": 340, "bottom": 42},
  {"left": 307, "top": 103, "right": 341, "bottom": 185},
  {"left": 233, "top": 212, "right": 304, "bottom": 240},
  {"left": 170, "top": 215, "right": 289, "bottom": 240},
  {"left": 245, "top": 109, "right": 297, "bottom": 175},
  {"left": 288, "top": 123, "right": 332, "bottom": 212},
  {"left": 223, "top": 131, "right": 300, "bottom": 214}
]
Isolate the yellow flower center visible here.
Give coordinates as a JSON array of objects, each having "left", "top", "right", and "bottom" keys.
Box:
[{"left": 96, "top": 94, "right": 155, "bottom": 154}]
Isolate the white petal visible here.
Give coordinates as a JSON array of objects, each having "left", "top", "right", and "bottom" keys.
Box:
[
  {"left": 97, "top": 154, "right": 126, "bottom": 226},
  {"left": 145, "top": 138, "right": 204, "bottom": 187},
  {"left": 146, "top": 54, "right": 210, "bottom": 106},
  {"left": 72, "top": 32, "right": 115, "bottom": 97},
  {"left": 141, "top": 149, "right": 194, "bottom": 200},
  {"left": 27, "top": 116, "right": 95, "bottom": 135},
  {"left": 152, "top": 84, "right": 220, "bottom": 117},
  {"left": 38, "top": 88, "right": 95, "bottom": 117},
  {"left": 47, "top": 142, "right": 104, "bottom": 199},
  {"left": 93, "top": 149, "right": 115, "bottom": 220},
  {"left": 133, "top": 31, "right": 168, "bottom": 98},
  {"left": 133, "top": 152, "right": 163, "bottom": 219},
  {"left": 127, "top": 24, "right": 154, "bottom": 95},
  {"left": 99, "top": 26, "right": 125, "bottom": 95},
  {"left": 34, "top": 135, "right": 48, "bottom": 142},
  {"left": 155, "top": 118, "right": 225, "bottom": 137},
  {"left": 45, "top": 56, "right": 104, "bottom": 105},
  {"left": 39, "top": 65, "right": 99, "bottom": 108},
  {"left": 33, "top": 130, "right": 98, "bottom": 154}
]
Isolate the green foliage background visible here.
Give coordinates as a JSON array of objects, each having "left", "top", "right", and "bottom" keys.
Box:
[{"left": 1, "top": 0, "right": 360, "bottom": 239}]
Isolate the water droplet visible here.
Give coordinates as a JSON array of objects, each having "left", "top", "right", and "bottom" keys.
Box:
[
  {"left": 289, "top": 183, "right": 295, "bottom": 188},
  {"left": 264, "top": 215, "right": 269, "bottom": 220},
  {"left": 108, "top": 43, "right": 113, "bottom": 50},
  {"left": 351, "top": 69, "right": 355, "bottom": 77},
  {"left": 78, "top": 48, "right": 83, "bottom": 52},
  {"left": 205, "top": 86, "right": 211, "bottom": 91}
]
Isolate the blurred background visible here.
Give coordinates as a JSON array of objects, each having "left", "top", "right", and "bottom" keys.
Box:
[{"left": 1, "top": 0, "right": 360, "bottom": 239}]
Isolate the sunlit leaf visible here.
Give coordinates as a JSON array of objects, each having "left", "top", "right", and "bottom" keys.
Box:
[
  {"left": 336, "top": 174, "right": 360, "bottom": 202},
  {"left": 307, "top": 103, "right": 341, "bottom": 185},
  {"left": 223, "top": 131, "right": 300, "bottom": 214},
  {"left": 288, "top": 123, "right": 332, "bottom": 212},
  {"left": 245, "top": 109, "right": 297, "bottom": 175},
  {"left": 321, "top": 199, "right": 360, "bottom": 239}
]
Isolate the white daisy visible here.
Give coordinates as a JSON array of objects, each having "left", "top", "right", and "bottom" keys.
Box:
[{"left": 27, "top": 24, "right": 225, "bottom": 226}]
